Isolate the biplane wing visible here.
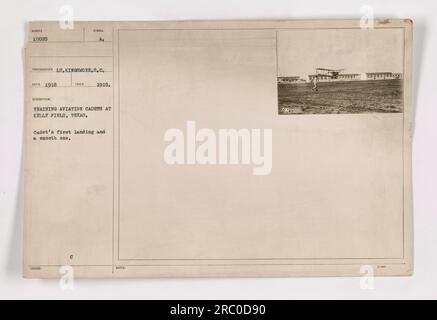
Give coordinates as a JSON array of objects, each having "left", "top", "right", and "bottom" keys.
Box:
[{"left": 315, "top": 68, "right": 344, "bottom": 78}]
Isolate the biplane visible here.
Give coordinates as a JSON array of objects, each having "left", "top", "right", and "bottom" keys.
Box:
[{"left": 315, "top": 67, "right": 344, "bottom": 79}]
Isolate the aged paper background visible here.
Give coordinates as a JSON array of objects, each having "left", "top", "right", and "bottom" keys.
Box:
[{"left": 23, "top": 20, "right": 413, "bottom": 278}]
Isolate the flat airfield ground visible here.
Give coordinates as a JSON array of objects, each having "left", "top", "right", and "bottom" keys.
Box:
[{"left": 278, "top": 79, "right": 403, "bottom": 114}]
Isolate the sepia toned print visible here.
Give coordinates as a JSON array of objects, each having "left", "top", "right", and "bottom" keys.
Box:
[
  {"left": 23, "top": 20, "right": 412, "bottom": 278},
  {"left": 277, "top": 28, "right": 404, "bottom": 115}
]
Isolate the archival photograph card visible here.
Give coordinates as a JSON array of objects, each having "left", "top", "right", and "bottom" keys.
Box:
[{"left": 23, "top": 19, "right": 413, "bottom": 278}]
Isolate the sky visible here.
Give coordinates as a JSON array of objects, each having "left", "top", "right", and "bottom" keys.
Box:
[{"left": 277, "top": 28, "right": 404, "bottom": 79}]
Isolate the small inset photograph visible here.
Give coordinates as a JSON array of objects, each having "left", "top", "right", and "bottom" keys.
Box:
[{"left": 277, "top": 29, "right": 404, "bottom": 115}]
